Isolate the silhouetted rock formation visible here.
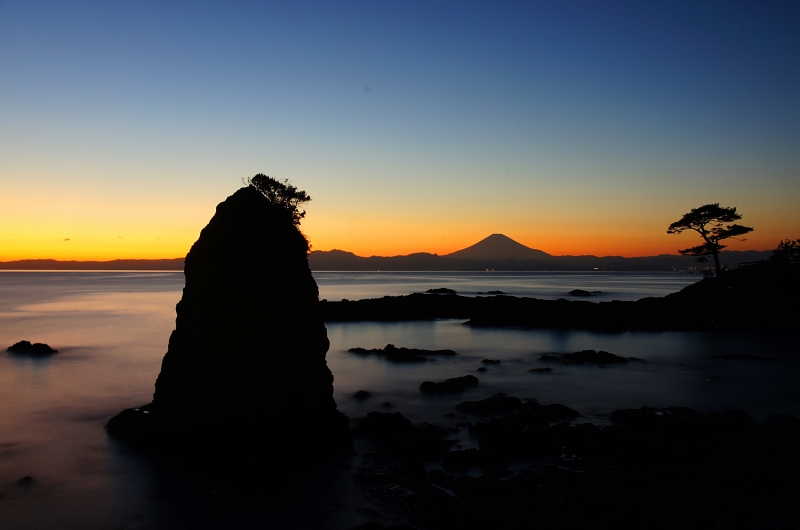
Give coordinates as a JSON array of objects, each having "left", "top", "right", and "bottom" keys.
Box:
[
  {"left": 348, "top": 344, "right": 457, "bottom": 362},
  {"left": 322, "top": 266, "right": 800, "bottom": 332},
  {"left": 107, "top": 186, "right": 351, "bottom": 477},
  {"left": 7, "top": 341, "right": 57, "bottom": 355}
]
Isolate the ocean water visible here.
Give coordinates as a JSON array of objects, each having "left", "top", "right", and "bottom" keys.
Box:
[
  {"left": 0, "top": 271, "right": 798, "bottom": 529},
  {"left": 314, "top": 270, "right": 699, "bottom": 301}
]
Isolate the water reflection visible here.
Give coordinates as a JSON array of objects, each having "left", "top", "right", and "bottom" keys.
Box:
[{"left": 0, "top": 271, "right": 796, "bottom": 529}]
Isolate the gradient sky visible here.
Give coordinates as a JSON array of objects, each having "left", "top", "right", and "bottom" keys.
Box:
[{"left": 1, "top": 1, "right": 798, "bottom": 260}]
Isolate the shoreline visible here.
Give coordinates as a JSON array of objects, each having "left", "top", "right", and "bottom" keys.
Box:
[{"left": 321, "top": 265, "right": 800, "bottom": 332}]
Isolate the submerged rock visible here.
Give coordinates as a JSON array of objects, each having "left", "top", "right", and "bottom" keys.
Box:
[
  {"left": 106, "top": 186, "right": 351, "bottom": 476},
  {"left": 420, "top": 375, "right": 479, "bottom": 394},
  {"left": 540, "top": 349, "right": 629, "bottom": 365},
  {"left": 349, "top": 344, "right": 457, "bottom": 362},
  {"left": 7, "top": 341, "right": 57, "bottom": 355}
]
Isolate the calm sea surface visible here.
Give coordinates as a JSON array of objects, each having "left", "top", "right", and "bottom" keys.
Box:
[{"left": 1, "top": 271, "right": 798, "bottom": 529}]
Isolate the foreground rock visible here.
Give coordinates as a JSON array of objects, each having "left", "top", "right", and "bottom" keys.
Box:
[
  {"left": 352, "top": 401, "right": 800, "bottom": 530},
  {"left": 353, "top": 411, "right": 455, "bottom": 460},
  {"left": 348, "top": 344, "right": 457, "bottom": 362},
  {"left": 106, "top": 186, "right": 351, "bottom": 480},
  {"left": 7, "top": 341, "right": 57, "bottom": 355}
]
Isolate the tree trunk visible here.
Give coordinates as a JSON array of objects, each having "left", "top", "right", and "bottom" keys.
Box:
[{"left": 712, "top": 250, "right": 722, "bottom": 277}]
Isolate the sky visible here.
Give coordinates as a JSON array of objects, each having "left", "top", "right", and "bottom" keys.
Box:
[{"left": 1, "top": 1, "right": 798, "bottom": 260}]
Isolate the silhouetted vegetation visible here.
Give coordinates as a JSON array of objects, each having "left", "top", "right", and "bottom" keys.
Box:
[
  {"left": 246, "top": 174, "right": 311, "bottom": 225},
  {"left": 667, "top": 203, "right": 753, "bottom": 276},
  {"left": 770, "top": 238, "right": 800, "bottom": 264}
]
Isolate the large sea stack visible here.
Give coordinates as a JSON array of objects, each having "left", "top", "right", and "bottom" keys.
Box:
[{"left": 108, "top": 185, "right": 352, "bottom": 475}]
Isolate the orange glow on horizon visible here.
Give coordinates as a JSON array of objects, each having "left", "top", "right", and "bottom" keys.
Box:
[
  {"left": 0, "top": 231, "right": 783, "bottom": 262},
  {"left": 1, "top": 208, "right": 789, "bottom": 262},
  {"left": 1, "top": 187, "right": 793, "bottom": 262}
]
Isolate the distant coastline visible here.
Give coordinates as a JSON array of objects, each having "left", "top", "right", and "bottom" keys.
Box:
[
  {"left": 0, "top": 258, "right": 185, "bottom": 270},
  {"left": 0, "top": 251, "right": 771, "bottom": 272},
  {"left": 0, "top": 234, "right": 772, "bottom": 272}
]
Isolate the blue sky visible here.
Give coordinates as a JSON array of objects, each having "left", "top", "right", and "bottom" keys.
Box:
[{"left": 1, "top": 1, "right": 798, "bottom": 258}]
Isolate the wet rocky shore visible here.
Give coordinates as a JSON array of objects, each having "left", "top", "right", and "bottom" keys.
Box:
[
  {"left": 321, "top": 265, "right": 800, "bottom": 332},
  {"left": 349, "top": 398, "right": 800, "bottom": 530}
]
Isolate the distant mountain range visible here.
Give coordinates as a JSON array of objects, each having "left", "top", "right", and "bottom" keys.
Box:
[
  {"left": 309, "top": 234, "right": 771, "bottom": 271},
  {"left": 0, "top": 234, "right": 772, "bottom": 271}
]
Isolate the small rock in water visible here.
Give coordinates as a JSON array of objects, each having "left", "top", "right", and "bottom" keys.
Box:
[
  {"left": 15, "top": 476, "right": 35, "bottom": 486},
  {"left": 354, "top": 390, "right": 372, "bottom": 400},
  {"left": 7, "top": 341, "right": 57, "bottom": 355},
  {"left": 477, "top": 367, "right": 487, "bottom": 372},
  {"left": 529, "top": 367, "right": 553, "bottom": 373},
  {"left": 348, "top": 344, "right": 457, "bottom": 363},
  {"left": 540, "top": 349, "right": 628, "bottom": 365},
  {"left": 420, "top": 375, "right": 479, "bottom": 394},
  {"left": 381, "top": 402, "right": 392, "bottom": 408},
  {"left": 481, "top": 359, "right": 501, "bottom": 365}
]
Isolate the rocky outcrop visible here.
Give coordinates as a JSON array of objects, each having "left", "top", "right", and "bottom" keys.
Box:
[
  {"left": 7, "top": 341, "right": 57, "bottom": 355},
  {"left": 107, "top": 186, "right": 351, "bottom": 475},
  {"left": 348, "top": 344, "right": 457, "bottom": 362},
  {"left": 321, "top": 266, "right": 800, "bottom": 332}
]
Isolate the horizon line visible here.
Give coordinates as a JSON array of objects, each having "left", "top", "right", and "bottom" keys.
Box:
[{"left": 0, "top": 246, "right": 774, "bottom": 264}]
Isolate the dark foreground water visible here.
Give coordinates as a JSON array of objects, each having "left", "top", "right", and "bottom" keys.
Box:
[{"left": 0, "top": 271, "right": 798, "bottom": 529}]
